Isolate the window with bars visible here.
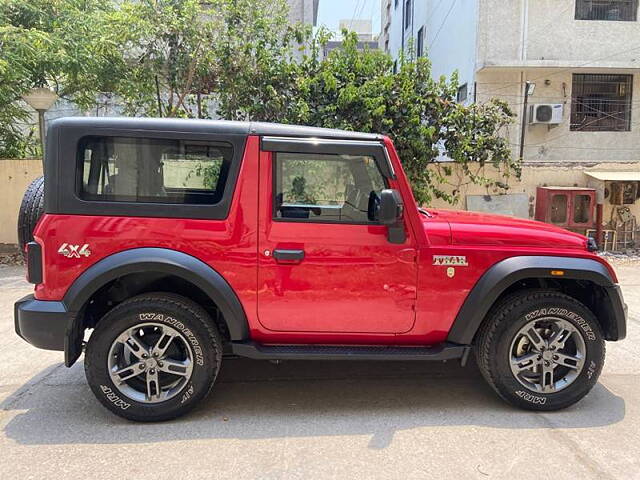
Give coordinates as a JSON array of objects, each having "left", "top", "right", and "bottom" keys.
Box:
[
  {"left": 575, "top": 0, "right": 638, "bottom": 21},
  {"left": 570, "top": 74, "right": 633, "bottom": 131},
  {"left": 416, "top": 27, "right": 425, "bottom": 57}
]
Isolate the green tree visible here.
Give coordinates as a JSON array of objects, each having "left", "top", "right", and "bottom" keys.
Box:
[
  {"left": 106, "top": 0, "right": 297, "bottom": 119},
  {"left": 0, "top": 0, "right": 123, "bottom": 156},
  {"left": 216, "top": 30, "right": 518, "bottom": 205},
  {"left": 213, "top": 0, "right": 305, "bottom": 121},
  {"left": 106, "top": 0, "right": 217, "bottom": 117}
]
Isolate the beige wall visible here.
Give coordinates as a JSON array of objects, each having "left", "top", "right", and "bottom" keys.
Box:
[
  {"left": 427, "top": 162, "right": 640, "bottom": 229},
  {"left": 475, "top": 69, "right": 640, "bottom": 163},
  {"left": 0, "top": 159, "right": 42, "bottom": 246},
  {"left": 478, "top": 0, "right": 640, "bottom": 69}
]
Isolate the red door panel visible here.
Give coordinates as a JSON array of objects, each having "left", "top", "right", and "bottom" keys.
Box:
[{"left": 256, "top": 149, "right": 417, "bottom": 334}]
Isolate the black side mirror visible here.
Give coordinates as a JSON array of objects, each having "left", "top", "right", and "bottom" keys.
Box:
[
  {"left": 378, "top": 189, "right": 405, "bottom": 243},
  {"left": 379, "top": 189, "right": 404, "bottom": 225}
]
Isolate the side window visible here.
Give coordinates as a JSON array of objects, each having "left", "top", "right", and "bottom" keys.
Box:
[
  {"left": 273, "top": 152, "right": 387, "bottom": 223},
  {"left": 78, "top": 136, "right": 232, "bottom": 205}
]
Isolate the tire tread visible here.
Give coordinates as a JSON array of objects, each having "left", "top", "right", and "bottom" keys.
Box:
[
  {"left": 85, "top": 292, "right": 222, "bottom": 422},
  {"left": 475, "top": 289, "right": 605, "bottom": 410},
  {"left": 17, "top": 176, "right": 45, "bottom": 259}
]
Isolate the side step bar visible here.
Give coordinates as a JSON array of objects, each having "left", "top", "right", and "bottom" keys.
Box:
[{"left": 231, "top": 341, "right": 471, "bottom": 363}]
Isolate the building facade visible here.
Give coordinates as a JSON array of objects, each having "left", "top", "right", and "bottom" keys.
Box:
[
  {"left": 287, "top": 0, "right": 320, "bottom": 59},
  {"left": 474, "top": 0, "right": 640, "bottom": 165},
  {"left": 382, "top": 0, "right": 640, "bottom": 250},
  {"left": 287, "top": 0, "right": 319, "bottom": 26},
  {"left": 380, "top": 0, "right": 478, "bottom": 84},
  {"left": 322, "top": 19, "right": 379, "bottom": 59}
]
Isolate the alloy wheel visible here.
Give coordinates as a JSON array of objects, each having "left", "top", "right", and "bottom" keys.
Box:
[
  {"left": 509, "top": 317, "right": 586, "bottom": 394},
  {"left": 107, "top": 322, "right": 194, "bottom": 403}
]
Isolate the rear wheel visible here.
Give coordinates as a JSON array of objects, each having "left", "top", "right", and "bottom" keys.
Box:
[
  {"left": 475, "top": 290, "right": 605, "bottom": 411},
  {"left": 85, "top": 293, "right": 222, "bottom": 421}
]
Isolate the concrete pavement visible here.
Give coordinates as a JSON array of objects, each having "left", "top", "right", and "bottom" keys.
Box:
[{"left": 0, "top": 261, "right": 638, "bottom": 480}]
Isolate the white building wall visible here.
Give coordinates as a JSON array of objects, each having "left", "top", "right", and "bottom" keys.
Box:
[
  {"left": 380, "top": 0, "right": 640, "bottom": 164},
  {"left": 287, "top": 0, "right": 319, "bottom": 27},
  {"left": 288, "top": 0, "right": 319, "bottom": 60},
  {"left": 379, "top": 0, "right": 390, "bottom": 51},
  {"left": 386, "top": 0, "right": 404, "bottom": 64},
  {"left": 383, "top": 0, "right": 479, "bottom": 91},
  {"left": 383, "top": 0, "right": 640, "bottom": 161},
  {"left": 424, "top": 0, "right": 479, "bottom": 94}
]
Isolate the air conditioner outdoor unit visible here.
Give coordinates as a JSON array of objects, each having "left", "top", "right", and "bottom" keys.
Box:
[{"left": 529, "top": 104, "right": 563, "bottom": 124}]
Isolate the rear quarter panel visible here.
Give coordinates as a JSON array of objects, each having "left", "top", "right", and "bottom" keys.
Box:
[{"left": 33, "top": 137, "right": 261, "bottom": 331}]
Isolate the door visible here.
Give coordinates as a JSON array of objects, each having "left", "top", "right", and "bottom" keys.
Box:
[{"left": 257, "top": 139, "right": 417, "bottom": 334}]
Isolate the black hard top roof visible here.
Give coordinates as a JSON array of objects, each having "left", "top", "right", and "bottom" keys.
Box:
[{"left": 49, "top": 116, "right": 383, "bottom": 141}]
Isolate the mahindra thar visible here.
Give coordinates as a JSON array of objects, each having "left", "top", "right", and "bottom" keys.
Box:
[{"left": 14, "top": 117, "right": 627, "bottom": 421}]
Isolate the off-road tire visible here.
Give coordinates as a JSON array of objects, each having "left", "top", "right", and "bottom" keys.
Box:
[
  {"left": 475, "top": 290, "right": 605, "bottom": 411},
  {"left": 85, "top": 293, "right": 222, "bottom": 422},
  {"left": 17, "top": 176, "right": 45, "bottom": 259}
]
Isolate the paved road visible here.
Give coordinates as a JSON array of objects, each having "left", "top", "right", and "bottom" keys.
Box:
[{"left": 0, "top": 262, "right": 638, "bottom": 480}]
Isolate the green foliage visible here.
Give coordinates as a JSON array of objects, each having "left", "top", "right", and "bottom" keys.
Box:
[
  {"left": 215, "top": 30, "right": 518, "bottom": 204},
  {"left": 0, "top": 111, "right": 39, "bottom": 158},
  {"left": 212, "top": 0, "right": 302, "bottom": 121},
  {"left": 0, "top": 0, "right": 123, "bottom": 156},
  {"left": 0, "top": 1, "right": 518, "bottom": 204},
  {"left": 105, "top": 0, "right": 296, "bottom": 119},
  {"left": 106, "top": 0, "right": 217, "bottom": 117},
  {"left": 194, "top": 160, "right": 222, "bottom": 190}
]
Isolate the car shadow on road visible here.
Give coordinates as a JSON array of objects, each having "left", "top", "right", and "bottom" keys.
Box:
[{"left": 1, "top": 357, "right": 625, "bottom": 448}]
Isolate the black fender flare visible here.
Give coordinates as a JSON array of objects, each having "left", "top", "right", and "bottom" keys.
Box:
[
  {"left": 63, "top": 248, "right": 249, "bottom": 365},
  {"left": 446, "top": 255, "right": 619, "bottom": 345}
]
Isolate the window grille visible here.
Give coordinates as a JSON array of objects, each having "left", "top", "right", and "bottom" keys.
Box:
[
  {"left": 570, "top": 74, "right": 633, "bottom": 131},
  {"left": 575, "top": 0, "right": 638, "bottom": 21}
]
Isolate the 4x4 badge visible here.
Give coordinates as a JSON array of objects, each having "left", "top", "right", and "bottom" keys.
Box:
[
  {"left": 58, "top": 243, "right": 91, "bottom": 258},
  {"left": 433, "top": 255, "right": 468, "bottom": 266}
]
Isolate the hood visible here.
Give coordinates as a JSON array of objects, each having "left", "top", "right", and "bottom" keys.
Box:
[{"left": 423, "top": 209, "right": 588, "bottom": 249}]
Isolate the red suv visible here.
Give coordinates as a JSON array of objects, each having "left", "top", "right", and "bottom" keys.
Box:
[{"left": 15, "top": 117, "right": 626, "bottom": 421}]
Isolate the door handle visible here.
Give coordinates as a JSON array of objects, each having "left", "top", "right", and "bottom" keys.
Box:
[{"left": 273, "top": 249, "right": 305, "bottom": 264}]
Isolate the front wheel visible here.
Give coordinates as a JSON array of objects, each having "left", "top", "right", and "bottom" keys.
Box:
[
  {"left": 85, "top": 293, "right": 222, "bottom": 421},
  {"left": 475, "top": 290, "right": 605, "bottom": 411}
]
